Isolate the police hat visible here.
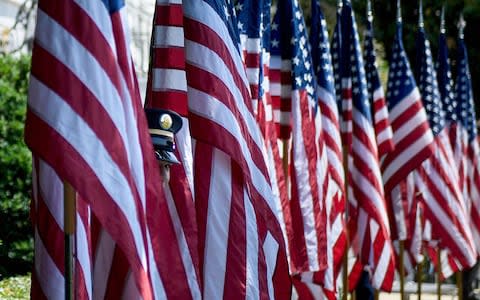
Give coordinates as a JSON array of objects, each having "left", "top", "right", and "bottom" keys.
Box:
[{"left": 145, "top": 108, "right": 183, "bottom": 164}]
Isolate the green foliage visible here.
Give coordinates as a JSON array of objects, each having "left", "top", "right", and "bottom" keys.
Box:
[
  {"left": 0, "top": 275, "right": 31, "bottom": 299},
  {"left": 0, "top": 54, "right": 32, "bottom": 279}
]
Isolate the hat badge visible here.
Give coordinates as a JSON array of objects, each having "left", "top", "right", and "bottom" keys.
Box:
[{"left": 159, "top": 114, "right": 173, "bottom": 130}]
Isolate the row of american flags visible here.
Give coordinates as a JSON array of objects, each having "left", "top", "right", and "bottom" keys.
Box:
[{"left": 23, "top": 0, "right": 480, "bottom": 298}]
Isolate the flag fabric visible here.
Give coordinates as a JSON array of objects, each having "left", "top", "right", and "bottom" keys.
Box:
[
  {"left": 309, "top": 0, "right": 346, "bottom": 295},
  {"left": 456, "top": 33, "right": 480, "bottom": 253},
  {"left": 339, "top": 0, "right": 395, "bottom": 291},
  {"left": 144, "top": 0, "right": 201, "bottom": 298},
  {"left": 270, "top": 12, "right": 291, "bottom": 140},
  {"left": 183, "top": 0, "right": 291, "bottom": 298},
  {"left": 25, "top": 0, "right": 192, "bottom": 298},
  {"left": 236, "top": 0, "right": 295, "bottom": 268},
  {"left": 363, "top": 14, "right": 394, "bottom": 158},
  {"left": 414, "top": 23, "right": 476, "bottom": 271},
  {"left": 381, "top": 23, "right": 435, "bottom": 196},
  {"left": 273, "top": 0, "right": 328, "bottom": 275}
]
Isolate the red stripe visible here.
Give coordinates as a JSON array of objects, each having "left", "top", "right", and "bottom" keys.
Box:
[
  {"left": 75, "top": 258, "right": 89, "bottom": 300},
  {"left": 153, "top": 48, "right": 186, "bottom": 70},
  {"left": 155, "top": 4, "right": 183, "bottom": 26},
  {"left": 245, "top": 53, "right": 260, "bottom": 68},
  {"left": 194, "top": 142, "right": 214, "bottom": 285},
  {"left": 147, "top": 91, "right": 189, "bottom": 116},
  {"left": 35, "top": 190, "right": 64, "bottom": 274},
  {"left": 292, "top": 277, "right": 315, "bottom": 300},
  {"left": 30, "top": 270, "right": 48, "bottom": 300},
  {"left": 223, "top": 162, "right": 247, "bottom": 299},
  {"left": 186, "top": 64, "right": 269, "bottom": 179},
  {"left": 39, "top": 0, "right": 123, "bottom": 99},
  {"left": 104, "top": 247, "right": 129, "bottom": 299},
  {"left": 289, "top": 166, "right": 310, "bottom": 272},
  {"left": 25, "top": 112, "right": 155, "bottom": 299},
  {"left": 30, "top": 43, "right": 146, "bottom": 215},
  {"left": 417, "top": 166, "right": 473, "bottom": 267},
  {"left": 184, "top": 17, "right": 253, "bottom": 113}
]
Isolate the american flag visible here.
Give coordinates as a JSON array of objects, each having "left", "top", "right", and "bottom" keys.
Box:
[
  {"left": 382, "top": 5, "right": 432, "bottom": 277},
  {"left": 381, "top": 25, "right": 434, "bottom": 195},
  {"left": 309, "top": 0, "right": 346, "bottom": 295},
  {"left": 183, "top": 0, "right": 291, "bottom": 298},
  {"left": 363, "top": 8, "right": 394, "bottom": 158},
  {"left": 456, "top": 27, "right": 480, "bottom": 253},
  {"left": 144, "top": 0, "right": 201, "bottom": 298},
  {"left": 414, "top": 21, "right": 476, "bottom": 272},
  {"left": 272, "top": 0, "right": 327, "bottom": 275},
  {"left": 340, "top": 0, "right": 395, "bottom": 291},
  {"left": 25, "top": 0, "right": 190, "bottom": 298},
  {"left": 236, "top": 0, "right": 295, "bottom": 269}
]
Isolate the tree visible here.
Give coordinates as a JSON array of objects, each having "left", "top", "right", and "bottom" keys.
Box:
[{"left": 0, "top": 54, "right": 32, "bottom": 278}]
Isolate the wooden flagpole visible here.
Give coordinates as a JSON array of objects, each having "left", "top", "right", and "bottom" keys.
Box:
[
  {"left": 437, "top": 249, "right": 441, "bottom": 300},
  {"left": 399, "top": 240, "right": 405, "bottom": 300},
  {"left": 64, "top": 182, "right": 76, "bottom": 300},
  {"left": 417, "top": 254, "right": 423, "bottom": 300},
  {"left": 457, "top": 272, "right": 463, "bottom": 300}
]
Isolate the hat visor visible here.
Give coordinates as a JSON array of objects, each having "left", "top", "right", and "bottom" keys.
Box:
[{"left": 155, "top": 150, "right": 180, "bottom": 164}]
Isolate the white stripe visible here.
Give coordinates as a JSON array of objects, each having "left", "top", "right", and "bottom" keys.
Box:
[
  {"left": 93, "top": 230, "right": 115, "bottom": 300},
  {"left": 122, "top": 273, "right": 141, "bottom": 300},
  {"left": 382, "top": 129, "right": 434, "bottom": 183},
  {"left": 203, "top": 150, "right": 231, "bottom": 300},
  {"left": 416, "top": 166, "right": 476, "bottom": 264},
  {"left": 35, "top": 10, "right": 147, "bottom": 208},
  {"left": 155, "top": 25, "right": 185, "bottom": 47},
  {"left": 164, "top": 184, "right": 202, "bottom": 300},
  {"left": 246, "top": 68, "right": 260, "bottom": 85},
  {"left": 184, "top": 0, "right": 250, "bottom": 95},
  {"left": 35, "top": 230, "right": 64, "bottom": 299},
  {"left": 243, "top": 37, "right": 261, "bottom": 53},
  {"left": 245, "top": 189, "right": 260, "bottom": 300},
  {"left": 38, "top": 159, "right": 63, "bottom": 228},
  {"left": 185, "top": 40, "right": 265, "bottom": 154},
  {"left": 30, "top": 77, "right": 148, "bottom": 270},
  {"left": 76, "top": 211, "right": 93, "bottom": 300},
  {"left": 371, "top": 241, "right": 391, "bottom": 288},
  {"left": 176, "top": 118, "right": 195, "bottom": 196},
  {"left": 153, "top": 68, "right": 188, "bottom": 91},
  {"left": 270, "top": 82, "right": 281, "bottom": 96},
  {"left": 73, "top": 0, "right": 117, "bottom": 59},
  {"left": 388, "top": 88, "right": 421, "bottom": 122},
  {"left": 188, "top": 87, "right": 276, "bottom": 217},
  {"left": 263, "top": 232, "right": 279, "bottom": 300},
  {"left": 157, "top": 0, "right": 182, "bottom": 4},
  {"left": 292, "top": 90, "right": 319, "bottom": 270},
  {"left": 147, "top": 230, "right": 168, "bottom": 300}
]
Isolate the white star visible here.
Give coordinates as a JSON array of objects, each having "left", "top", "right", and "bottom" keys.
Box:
[
  {"left": 293, "top": 56, "right": 300, "bottom": 66},
  {"left": 235, "top": 2, "right": 243, "bottom": 11},
  {"left": 271, "top": 22, "right": 278, "bottom": 31}
]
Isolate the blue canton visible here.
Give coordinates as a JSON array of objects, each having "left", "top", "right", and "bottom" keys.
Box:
[
  {"left": 341, "top": 0, "right": 372, "bottom": 122},
  {"left": 310, "top": 0, "right": 335, "bottom": 96},
  {"left": 415, "top": 28, "right": 445, "bottom": 136},
  {"left": 277, "top": 0, "right": 316, "bottom": 106},
  {"left": 437, "top": 33, "right": 457, "bottom": 123},
  {"left": 386, "top": 24, "right": 417, "bottom": 111},
  {"left": 456, "top": 38, "right": 478, "bottom": 141},
  {"left": 364, "top": 17, "right": 382, "bottom": 102}
]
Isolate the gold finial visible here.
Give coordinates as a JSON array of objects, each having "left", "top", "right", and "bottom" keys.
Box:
[{"left": 159, "top": 114, "right": 173, "bottom": 130}]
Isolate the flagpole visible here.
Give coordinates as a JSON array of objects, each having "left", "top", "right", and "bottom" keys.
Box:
[
  {"left": 417, "top": 255, "right": 423, "bottom": 300},
  {"left": 399, "top": 240, "right": 405, "bottom": 300},
  {"left": 436, "top": 249, "right": 441, "bottom": 300},
  {"left": 457, "top": 272, "right": 463, "bottom": 300},
  {"left": 342, "top": 147, "right": 349, "bottom": 300},
  {"left": 64, "top": 181, "right": 76, "bottom": 300}
]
